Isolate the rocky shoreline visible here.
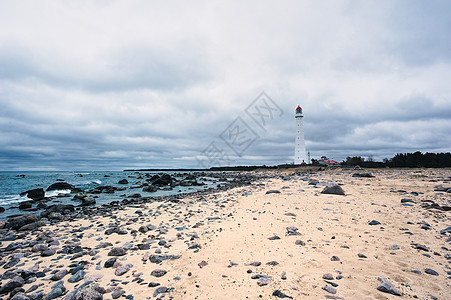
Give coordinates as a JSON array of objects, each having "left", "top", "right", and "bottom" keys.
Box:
[{"left": 0, "top": 168, "right": 450, "bottom": 299}]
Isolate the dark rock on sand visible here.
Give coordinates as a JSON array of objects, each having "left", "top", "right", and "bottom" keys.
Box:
[
  {"left": 51, "top": 270, "right": 68, "bottom": 281},
  {"left": 10, "top": 292, "right": 30, "bottom": 300},
  {"left": 20, "top": 188, "right": 45, "bottom": 200},
  {"left": 266, "top": 190, "right": 281, "bottom": 194},
  {"left": 321, "top": 185, "right": 345, "bottom": 195},
  {"left": 369, "top": 220, "right": 381, "bottom": 225},
  {"left": 0, "top": 276, "right": 24, "bottom": 295},
  {"left": 425, "top": 268, "right": 439, "bottom": 276},
  {"left": 272, "top": 290, "right": 293, "bottom": 299},
  {"left": 322, "top": 286, "right": 337, "bottom": 294},
  {"left": 108, "top": 247, "right": 126, "bottom": 256},
  {"left": 68, "top": 270, "right": 85, "bottom": 283},
  {"left": 151, "top": 269, "right": 167, "bottom": 277},
  {"left": 352, "top": 173, "right": 374, "bottom": 178},
  {"left": 377, "top": 277, "right": 402, "bottom": 296},
  {"left": 6, "top": 214, "right": 39, "bottom": 230},
  {"left": 149, "top": 254, "right": 181, "bottom": 264},
  {"left": 41, "top": 204, "right": 75, "bottom": 218}
]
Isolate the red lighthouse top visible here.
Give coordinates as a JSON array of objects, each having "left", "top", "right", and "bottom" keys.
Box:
[{"left": 296, "top": 105, "right": 301, "bottom": 109}]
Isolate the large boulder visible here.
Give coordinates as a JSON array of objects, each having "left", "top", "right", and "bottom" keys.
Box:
[
  {"left": 19, "top": 188, "right": 45, "bottom": 201},
  {"left": 19, "top": 201, "right": 33, "bottom": 210},
  {"left": 46, "top": 182, "right": 74, "bottom": 191},
  {"left": 41, "top": 204, "right": 75, "bottom": 218},
  {"left": 151, "top": 174, "right": 172, "bottom": 186},
  {"left": 0, "top": 276, "right": 24, "bottom": 295},
  {"left": 6, "top": 214, "right": 39, "bottom": 230}
]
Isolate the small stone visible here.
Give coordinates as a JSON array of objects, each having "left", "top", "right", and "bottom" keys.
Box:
[
  {"left": 358, "top": 253, "right": 367, "bottom": 258},
  {"left": 369, "top": 220, "right": 381, "bottom": 225},
  {"left": 272, "top": 290, "right": 293, "bottom": 299},
  {"left": 390, "top": 244, "right": 399, "bottom": 250},
  {"left": 198, "top": 261, "right": 208, "bottom": 268},
  {"left": 115, "top": 265, "right": 130, "bottom": 276},
  {"left": 322, "top": 273, "right": 334, "bottom": 280},
  {"left": 321, "top": 185, "right": 345, "bottom": 195},
  {"left": 322, "top": 285, "right": 337, "bottom": 294},
  {"left": 148, "top": 282, "right": 160, "bottom": 287},
  {"left": 331, "top": 256, "right": 340, "bottom": 261},
  {"left": 257, "top": 276, "right": 271, "bottom": 286},
  {"left": 266, "top": 190, "right": 281, "bottom": 194},
  {"left": 377, "top": 277, "right": 402, "bottom": 296},
  {"left": 68, "top": 270, "right": 85, "bottom": 283},
  {"left": 151, "top": 269, "right": 167, "bottom": 277},
  {"left": 268, "top": 235, "right": 281, "bottom": 240},
  {"left": 104, "top": 257, "right": 117, "bottom": 268},
  {"left": 108, "top": 247, "right": 126, "bottom": 256},
  {"left": 425, "top": 268, "right": 439, "bottom": 276}
]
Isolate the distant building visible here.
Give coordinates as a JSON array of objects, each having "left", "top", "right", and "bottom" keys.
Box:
[
  {"left": 319, "top": 159, "right": 340, "bottom": 166},
  {"left": 294, "top": 106, "right": 307, "bottom": 164}
]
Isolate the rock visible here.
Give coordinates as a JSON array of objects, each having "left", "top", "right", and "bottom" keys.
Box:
[
  {"left": 41, "top": 249, "right": 56, "bottom": 257},
  {"left": 104, "top": 257, "right": 117, "bottom": 268},
  {"left": 268, "top": 235, "right": 281, "bottom": 240},
  {"left": 330, "top": 256, "right": 340, "bottom": 261},
  {"left": 153, "top": 286, "right": 168, "bottom": 298},
  {"left": 411, "top": 243, "right": 429, "bottom": 251},
  {"left": 20, "top": 188, "right": 45, "bottom": 200},
  {"left": 198, "top": 261, "right": 208, "bottom": 268},
  {"left": 29, "top": 291, "right": 44, "bottom": 300},
  {"left": 10, "top": 292, "right": 30, "bottom": 300},
  {"left": 4, "top": 257, "right": 21, "bottom": 269},
  {"left": 118, "top": 179, "right": 129, "bottom": 184},
  {"left": 257, "top": 276, "right": 271, "bottom": 286},
  {"left": 266, "top": 261, "right": 279, "bottom": 266},
  {"left": 151, "top": 269, "right": 167, "bottom": 277},
  {"left": 18, "top": 221, "right": 45, "bottom": 231},
  {"left": 142, "top": 185, "right": 157, "bottom": 192},
  {"left": 352, "top": 173, "right": 374, "bottom": 178},
  {"left": 46, "top": 182, "right": 74, "bottom": 191},
  {"left": 286, "top": 226, "right": 300, "bottom": 236},
  {"left": 321, "top": 185, "right": 345, "bottom": 195},
  {"left": 390, "top": 244, "right": 400, "bottom": 250},
  {"left": 68, "top": 270, "right": 85, "bottom": 283},
  {"left": 6, "top": 214, "right": 39, "bottom": 230},
  {"left": 0, "top": 206, "right": 5, "bottom": 212},
  {"left": 115, "top": 265, "right": 130, "bottom": 276},
  {"left": 266, "top": 190, "right": 281, "bottom": 194},
  {"left": 41, "top": 204, "right": 75, "bottom": 218},
  {"left": 425, "top": 268, "right": 439, "bottom": 276},
  {"left": 148, "top": 282, "right": 160, "bottom": 287},
  {"left": 295, "top": 240, "right": 306, "bottom": 246},
  {"left": 51, "top": 270, "right": 68, "bottom": 281},
  {"left": 377, "top": 277, "right": 402, "bottom": 296},
  {"left": 322, "top": 285, "right": 337, "bottom": 294},
  {"left": 369, "top": 220, "right": 381, "bottom": 225},
  {"left": 44, "top": 281, "right": 66, "bottom": 300},
  {"left": 0, "top": 276, "right": 24, "bottom": 295},
  {"left": 151, "top": 174, "right": 172, "bottom": 186},
  {"left": 149, "top": 254, "right": 181, "bottom": 264},
  {"left": 19, "top": 201, "right": 33, "bottom": 210},
  {"left": 112, "top": 290, "right": 125, "bottom": 299},
  {"left": 322, "top": 273, "right": 334, "bottom": 280},
  {"left": 272, "top": 290, "right": 293, "bottom": 299},
  {"left": 65, "top": 281, "right": 102, "bottom": 300},
  {"left": 108, "top": 247, "right": 126, "bottom": 256},
  {"left": 358, "top": 253, "right": 367, "bottom": 258},
  {"left": 440, "top": 227, "right": 451, "bottom": 234}
]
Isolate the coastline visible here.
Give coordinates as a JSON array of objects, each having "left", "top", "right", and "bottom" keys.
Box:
[{"left": 0, "top": 168, "right": 450, "bottom": 299}]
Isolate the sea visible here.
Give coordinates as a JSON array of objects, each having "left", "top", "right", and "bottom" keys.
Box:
[{"left": 0, "top": 170, "right": 217, "bottom": 220}]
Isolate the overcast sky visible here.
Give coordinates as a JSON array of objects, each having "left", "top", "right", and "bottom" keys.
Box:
[{"left": 1, "top": 0, "right": 450, "bottom": 170}]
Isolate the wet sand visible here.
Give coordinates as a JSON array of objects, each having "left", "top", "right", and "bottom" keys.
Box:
[{"left": 0, "top": 168, "right": 450, "bottom": 299}]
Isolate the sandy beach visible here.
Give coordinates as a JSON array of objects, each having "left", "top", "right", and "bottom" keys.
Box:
[{"left": 1, "top": 168, "right": 450, "bottom": 299}]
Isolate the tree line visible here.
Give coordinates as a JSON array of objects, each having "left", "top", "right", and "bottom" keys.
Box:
[{"left": 340, "top": 151, "right": 451, "bottom": 168}]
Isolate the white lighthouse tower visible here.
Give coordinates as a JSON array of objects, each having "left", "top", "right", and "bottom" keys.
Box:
[{"left": 294, "top": 105, "right": 307, "bottom": 164}]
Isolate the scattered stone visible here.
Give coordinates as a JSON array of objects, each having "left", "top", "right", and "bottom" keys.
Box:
[
  {"left": 0, "top": 276, "right": 24, "bottom": 295},
  {"left": 425, "top": 268, "right": 439, "bottom": 276},
  {"left": 68, "top": 270, "right": 85, "bottom": 283},
  {"left": 286, "top": 226, "right": 300, "bottom": 236},
  {"left": 322, "top": 285, "right": 337, "bottom": 294},
  {"left": 390, "top": 244, "right": 400, "bottom": 250},
  {"left": 272, "top": 290, "right": 293, "bottom": 299},
  {"left": 257, "top": 276, "right": 271, "bottom": 286},
  {"left": 369, "top": 220, "right": 381, "bottom": 225},
  {"left": 51, "top": 269, "right": 68, "bottom": 281},
  {"left": 358, "top": 253, "right": 367, "bottom": 258},
  {"left": 331, "top": 256, "right": 340, "bottom": 261},
  {"left": 198, "top": 261, "right": 208, "bottom": 268},
  {"left": 321, "top": 185, "right": 345, "bottom": 195},
  {"left": 268, "top": 235, "right": 281, "bottom": 240},
  {"left": 151, "top": 269, "right": 167, "bottom": 277},
  {"left": 115, "top": 265, "right": 130, "bottom": 276},
  {"left": 108, "top": 247, "right": 126, "bottom": 256},
  {"left": 266, "top": 190, "right": 281, "bottom": 194},
  {"left": 377, "top": 277, "right": 402, "bottom": 296},
  {"left": 149, "top": 254, "right": 181, "bottom": 264},
  {"left": 322, "top": 273, "right": 334, "bottom": 280}
]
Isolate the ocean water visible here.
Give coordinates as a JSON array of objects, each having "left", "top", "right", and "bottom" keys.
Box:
[{"left": 0, "top": 170, "right": 216, "bottom": 220}]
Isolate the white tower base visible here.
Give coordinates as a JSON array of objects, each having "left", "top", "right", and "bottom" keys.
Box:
[{"left": 295, "top": 106, "right": 307, "bottom": 164}]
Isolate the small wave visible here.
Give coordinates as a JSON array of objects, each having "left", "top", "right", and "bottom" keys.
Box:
[
  {"left": 45, "top": 189, "right": 72, "bottom": 197},
  {"left": 0, "top": 195, "right": 28, "bottom": 206},
  {"left": 92, "top": 180, "right": 101, "bottom": 185}
]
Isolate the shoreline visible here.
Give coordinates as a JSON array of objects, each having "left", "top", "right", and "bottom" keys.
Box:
[{"left": 0, "top": 168, "right": 450, "bottom": 299}]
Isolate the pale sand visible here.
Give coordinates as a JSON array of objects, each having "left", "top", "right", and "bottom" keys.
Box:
[{"left": 2, "top": 168, "right": 450, "bottom": 299}]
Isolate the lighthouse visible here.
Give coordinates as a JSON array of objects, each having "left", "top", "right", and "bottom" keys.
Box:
[{"left": 294, "top": 105, "right": 307, "bottom": 164}]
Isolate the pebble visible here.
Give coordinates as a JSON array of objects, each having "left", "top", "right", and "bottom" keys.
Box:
[
  {"left": 322, "top": 273, "right": 334, "bottom": 280},
  {"left": 425, "top": 268, "right": 439, "bottom": 276},
  {"left": 151, "top": 269, "right": 167, "bottom": 277},
  {"left": 272, "top": 290, "right": 293, "bottom": 299},
  {"left": 322, "top": 285, "right": 337, "bottom": 294},
  {"left": 369, "top": 220, "right": 381, "bottom": 225},
  {"left": 377, "top": 277, "right": 402, "bottom": 296}
]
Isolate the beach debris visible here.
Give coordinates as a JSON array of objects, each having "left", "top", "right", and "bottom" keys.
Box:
[
  {"left": 268, "top": 235, "right": 281, "bottom": 240},
  {"left": 330, "top": 256, "right": 340, "bottom": 261},
  {"left": 322, "top": 273, "right": 334, "bottom": 280},
  {"left": 352, "top": 173, "right": 374, "bottom": 178},
  {"left": 286, "top": 226, "right": 300, "bottom": 236},
  {"left": 376, "top": 277, "right": 402, "bottom": 296},
  {"left": 411, "top": 243, "right": 429, "bottom": 252},
  {"left": 151, "top": 269, "right": 167, "bottom": 277},
  {"left": 108, "top": 247, "right": 126, "bottom": 256},
  {"left": 198, "top": 261, "right": 208, "bottom": 268}
]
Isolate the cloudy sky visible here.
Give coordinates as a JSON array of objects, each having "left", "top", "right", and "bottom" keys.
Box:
[{"left": 1, "top": 0, "right": 450, "bottom": 170}]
